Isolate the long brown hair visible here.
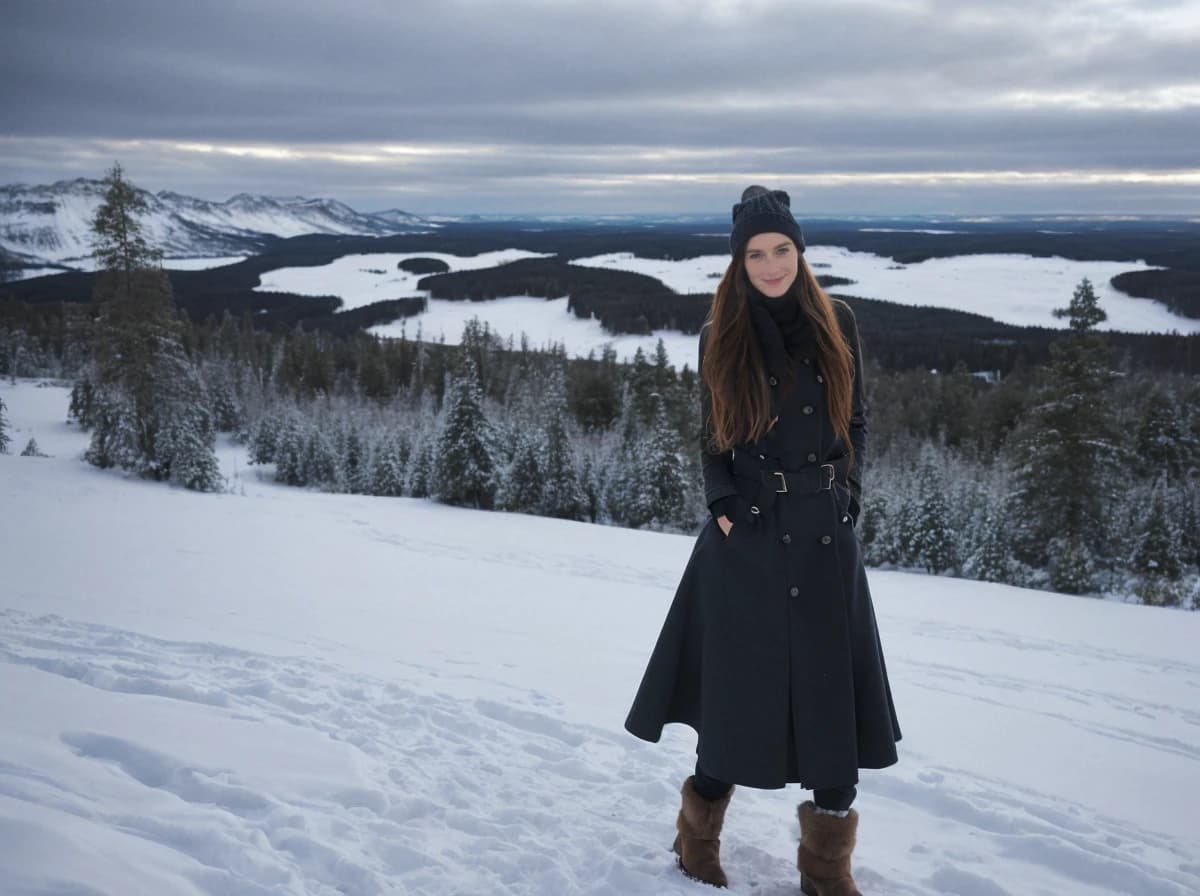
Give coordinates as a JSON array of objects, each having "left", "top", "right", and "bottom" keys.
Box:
[{"left": 702, "top": 251, "right": 856, "bottom": 464}]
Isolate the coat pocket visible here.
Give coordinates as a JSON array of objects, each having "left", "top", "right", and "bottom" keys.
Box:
[{"left": 833, "top": 481, "right": 856, "bottom": 526}]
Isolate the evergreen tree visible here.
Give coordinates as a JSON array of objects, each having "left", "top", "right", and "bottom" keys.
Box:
[
  {"left": 579, "top": 453, "right": 602, "bottom": 523},
  {"left": 20, "top": 437, "right": 45, "bottom": 458},
  {"left": 78, "top": 164, "right": 222, "bottom": 490},
  {"left": 624, "top": 347, "right": 659, "bottom": 437},
  {"left": 608, "top": 395, "right": 687, "bottom": 529},
  {"left": 1133, "top": 483, "right": 1182, "bottom": 582},
  {"left": 0, "top": 394, "right": 9, "bottom": 453},
  {"left": 302, "top": 425, "right": 338, "bottom": 486},
  {"left": 1136, "top": 389, "right": 1195, "bottom": 480},
  {"left": 1048, "top": 535, "right": 1097, "bottom": 595},
  {"left": 498, "top": 429, "right": 543, "bottom": 512},
  {"left": 90, "top": 161, "right": 163, "bottom": 276},
  {"left": 539, "top": 366, "right": 586, "bottom": 520},
  {"left": 370, "top": 433, "right": 409, "bottom": 497},
  {"left": 273, "top": 413, "right": 307, "bottom": 485},
  {"left": 644, "top": 395, "right": 688, "bottom": 528},
  {"left": 248, "top": 410, "right": 282, "bottom": 465},
  {"left": 541, "top": 411, "right": 587, "bottom": 520},
  {"left": 407, "top": 439, "right": 433, "bottom": 498},
  {"left": 1007, "top": 278, "right": 1123, "bottom": 592},
  {"left": 340, "top": 426, "right": 369, "bottom": 493},
  {"left": 962, "top": 490, "right": 1025, "bottom": 585},
  {"left": 435, "top": 358, "right": 497, "bottom": 509},
  {"left": 911, "top": 455, "right": 959, "bottom": 574}
]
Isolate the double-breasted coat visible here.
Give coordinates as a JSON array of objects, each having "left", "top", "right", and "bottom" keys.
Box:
[{"left": 624, "top": 300, "right": 901, "bottom": 790}]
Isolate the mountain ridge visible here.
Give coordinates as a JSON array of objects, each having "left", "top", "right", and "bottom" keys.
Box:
[{"left": 0, "top": 178, "right": 434, "bottom": 267}]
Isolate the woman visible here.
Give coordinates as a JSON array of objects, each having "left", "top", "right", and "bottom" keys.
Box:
[{"left": 624, "top": 186, "right": 901, "bottom": 894}]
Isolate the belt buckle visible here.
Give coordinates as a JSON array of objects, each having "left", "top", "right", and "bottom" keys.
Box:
[
  {"left": 820, "top": 463, "right": 835, "bottom": 490},
  {"left": 773, "top": 471, "right": 788, "bottom": 494}
]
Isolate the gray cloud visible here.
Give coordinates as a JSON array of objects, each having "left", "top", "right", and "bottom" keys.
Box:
[{"left": 2, "top": 0, "right": 1198, "bottom": 213}]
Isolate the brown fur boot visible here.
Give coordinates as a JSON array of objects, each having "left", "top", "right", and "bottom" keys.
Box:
[
  {"left": 671, "top": 775, "right": 734, "bottom": 888},
  {"left": 796, "top": 801, "right": 863, "bottom": 896}
]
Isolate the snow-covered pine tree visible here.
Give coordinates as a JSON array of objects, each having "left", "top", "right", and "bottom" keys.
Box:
[
  {"left": 435, "top": 358, "right": 497, "bottom": 509},
  {"left": 498, "top": 429, "right": 542, "bottom": 513},
  {"left": 911, "top": 454, "right": 959, "bottom": 574},
  {"left": 623, "top": 347, "right": 659, "bottom": 439},
  {"left": 158, "top": 397, "right": 223, "bottom": 491},
  {"left": 1008, "top": 278, "right": 1123, "bottom": 593},
  {"left": 539, "top": 366, "right": 586, "bottom": 521},
  {"left": 579, "top": 453, "right": 602, "bottom": 523},
  {"left": 341, "top": 426, "right": 368, "bottom": 494},
  {"left": 1136, "top": 389, "right": 1197, "bottom": 481},
  {"left": 407, "top": 439, "right": 433, "bottom": 498},
  {"left": 302, "top": 424, "right": 338, "bottom": 487},
  {"left": 1048, "top": 535, "right": 1097, "bottom": 595},
  {"left": 248, "top": 410, "right": 282, "bottom": 465},
  {"left": 962, "top": 500, "right": 1023, "bottom": 585},
  {"left": 20, "top": 437, "right": 46, "bottom": 457},
  {"left": 370, "top": 432, "right": 408, "bottom": 497},
  {"left": 0, "top": 394, "right": 9, "bottom": 453},
  {"left": 1132, "top": 482, "right": 1183, "bottom": 609},
  {"left": 79, "top": 163, "right": 222, "bottom": 490},
  {"left": 273, "top": 413, "right": 307, "bottom": 486},
  {"left": 645, "top": 394, "right": 688, "bottom": 529},
  {"left": 68, "top": 376, "right": 96, "bottom": 427}
]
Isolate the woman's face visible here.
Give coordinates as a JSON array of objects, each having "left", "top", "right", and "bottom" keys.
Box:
[{"left": 744, "top": 232, "right": 799, "bottom": 298}]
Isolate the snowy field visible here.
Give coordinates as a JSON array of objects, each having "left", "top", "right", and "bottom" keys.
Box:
[
  {"left": 256, "top": 250, "right": 552, "bottom": 309},
  {"left": 2, "top": 379, "right": 1199, "bottom": 896},
  {"left": 253, "top": 247, "right": 1196, "bottom": 369},
  {"left": 569, "top": 249, "right": 1192, "bottom": 335}
]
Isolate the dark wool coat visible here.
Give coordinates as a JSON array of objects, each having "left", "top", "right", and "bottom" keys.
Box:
[{"left": 624, "top": 300, "right": 901, "bottom": 790}]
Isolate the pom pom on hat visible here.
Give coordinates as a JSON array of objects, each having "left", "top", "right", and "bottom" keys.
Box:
[{"left": 729, "top": 185, "right": 805, "bottom": 256}]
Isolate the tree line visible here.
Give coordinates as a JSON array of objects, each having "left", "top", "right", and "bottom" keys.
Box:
[{"left": 0, "top": 165, "right": 1196, "bottom": 609}]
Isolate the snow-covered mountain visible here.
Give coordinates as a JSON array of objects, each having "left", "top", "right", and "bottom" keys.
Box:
[{"left": 0, "top": 179, "right": 434, "bottom": 266}]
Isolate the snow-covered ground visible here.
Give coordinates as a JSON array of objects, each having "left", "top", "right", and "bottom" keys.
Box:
[
  {"left": 256, "top": 250, "right": 553, "bottom": 309},
  {"left": 2, "top": 379, "right": 1199, "bottom": 896}
]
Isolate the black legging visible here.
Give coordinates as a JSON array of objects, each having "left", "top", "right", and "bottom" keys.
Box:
[{"left": 694, "top": 762, "right": 856, "bottom": 812}]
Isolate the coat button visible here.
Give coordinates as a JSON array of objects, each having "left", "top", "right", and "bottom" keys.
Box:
[
  {"left": 789, "top": 586, "right": 800, "bottom": 597},
  {"left": 802, "top": 405, "right": 814, "bottom": 415},
  {"left": 816, "top": 374, "right": 824, "bottom": 384},
  {"left": 842, "top": 514, "right": 851, "bottom": 524},
  {"left": 820, "top": 535, "right": 832, "bottom": 545},
  {"left": 782, "top": 533, "right": 792, "bottom": 544},
  {"left": 807, "top": 452, "right": 817, "bottom": 462},
  {"left": 768, "top": 376, "right": 778, "bottom": 386},
  {"left": 803, "top": 357, "right": 812, "bottom": 365}
]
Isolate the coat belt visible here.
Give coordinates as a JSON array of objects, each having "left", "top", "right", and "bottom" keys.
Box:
[{"left": 731, "top": 454, "right": 851, "bottom": 517}]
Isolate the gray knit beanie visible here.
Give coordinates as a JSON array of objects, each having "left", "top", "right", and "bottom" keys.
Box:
[{"left": 729, "top": 185, "right": 806, "bottom": 256}]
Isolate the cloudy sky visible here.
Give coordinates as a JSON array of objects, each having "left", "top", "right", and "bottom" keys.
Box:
[{"left": 4, "top": 0, "right": 1200, "bottom": 215}]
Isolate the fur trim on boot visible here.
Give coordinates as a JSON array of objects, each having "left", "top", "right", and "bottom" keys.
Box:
[
  {"left": 672, "top": 775, "right": 734, "bottom": 888},
  {"left": 797, "top": 801, "right": 862, "bottom": 896}
]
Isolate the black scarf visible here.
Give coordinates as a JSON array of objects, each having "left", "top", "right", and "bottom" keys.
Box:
[{"left": 746, "top": 289, "right": 817, "bottom": 387}]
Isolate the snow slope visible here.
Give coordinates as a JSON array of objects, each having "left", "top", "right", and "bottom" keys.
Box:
[{"left": 1, "top": 380, "right": 1198, "bottom": 896}]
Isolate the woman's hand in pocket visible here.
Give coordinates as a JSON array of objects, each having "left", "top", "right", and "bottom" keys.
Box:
[{"left": 717, "top": 515, "right": 733, "bottom": 537}]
